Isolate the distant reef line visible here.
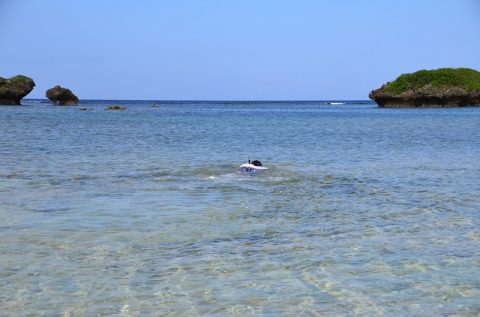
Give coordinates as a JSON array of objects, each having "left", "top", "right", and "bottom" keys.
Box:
[{"left": 2, "top": 67, "right": 480, "bottom": 107}]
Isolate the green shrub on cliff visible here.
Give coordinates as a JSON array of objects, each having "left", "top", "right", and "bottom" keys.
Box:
[{"left": 384, "top": 68, "right": 480, "bottom": 95}]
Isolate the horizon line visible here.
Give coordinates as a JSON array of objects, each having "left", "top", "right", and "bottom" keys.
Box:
[{"left": 24, "top": 98, "right": 373, "bottom": 102}]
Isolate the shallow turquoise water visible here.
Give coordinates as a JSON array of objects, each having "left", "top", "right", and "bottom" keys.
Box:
[{"left": 1, "top": 100, "right": 479, "bottom": 316}]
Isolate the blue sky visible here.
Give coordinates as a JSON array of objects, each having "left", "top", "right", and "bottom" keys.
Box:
[{"left": 1, "top": 0, "right": 479, "bottom": 100}]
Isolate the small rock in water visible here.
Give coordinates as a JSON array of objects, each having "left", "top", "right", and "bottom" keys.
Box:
[
  {"left": 79, "top": 107, "right": 93, "bottom": 111},
  {"left": 151, "top": 103, "right": 159, "bottom": 108},
  {"left": 105, "top": 105, "right": 127, "bottom": 111}
]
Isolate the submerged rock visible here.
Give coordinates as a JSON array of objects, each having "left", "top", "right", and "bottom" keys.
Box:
[
  {"left": 369, "top": 68, "right": 480, "bottom": 107},
  {"left": 46, "top": 85, "right": 79, "bottom": 105},
  {"left": 105, "top": 105, "right": 127, "bottom": 110},
  {"left": 0, "top": 75, "right": 35, "bottom": 105}
]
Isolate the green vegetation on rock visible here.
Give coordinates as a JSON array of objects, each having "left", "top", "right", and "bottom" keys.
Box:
[
  {"left": 9, "top": 75, "right": 33, "bottom": 84},
  {"left": 0, "top": 75, "right": 31, "bottom": 87},
  {"left": 384, "top": 68, "right": 480, "bottom": 95}
]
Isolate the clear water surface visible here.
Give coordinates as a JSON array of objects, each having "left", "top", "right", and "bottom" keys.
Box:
[{"left": 1, "top": 100, "right": 479, "bottom": 316}]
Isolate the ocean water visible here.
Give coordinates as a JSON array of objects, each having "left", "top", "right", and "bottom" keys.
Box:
[{"left": 1, "top": 100, "right": 479, "bottom": 316}]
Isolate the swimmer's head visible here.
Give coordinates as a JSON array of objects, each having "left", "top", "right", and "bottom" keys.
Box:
[{"left": 251, "top": 160, "right": 262, "bottom": 167}]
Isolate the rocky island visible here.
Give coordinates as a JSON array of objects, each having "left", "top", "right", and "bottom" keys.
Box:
[
  {"left": 369, "top": 68, "right": 480, "bottom": 107},
  {"left": 46, "top": 85, "right": 79, "bottom": 105},
  {"left": 0, "top": 75, "right": 35, "bottom": 105}
]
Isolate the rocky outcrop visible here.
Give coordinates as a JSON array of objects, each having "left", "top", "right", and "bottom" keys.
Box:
[
  {"left": 46, "top": 85, "right": 79, "bottom": 105},
  {"left": 369, "top": 68, "right": 480, "bottom": 107},
  {"left": 0, "top": 75, "right": 35, "bottom": 105},
  {"left": 369, "top": 85, "right": 480, "bottom": 107},
  {"left": 105, "top": 105, "right": 127, "bottom": 110}
]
